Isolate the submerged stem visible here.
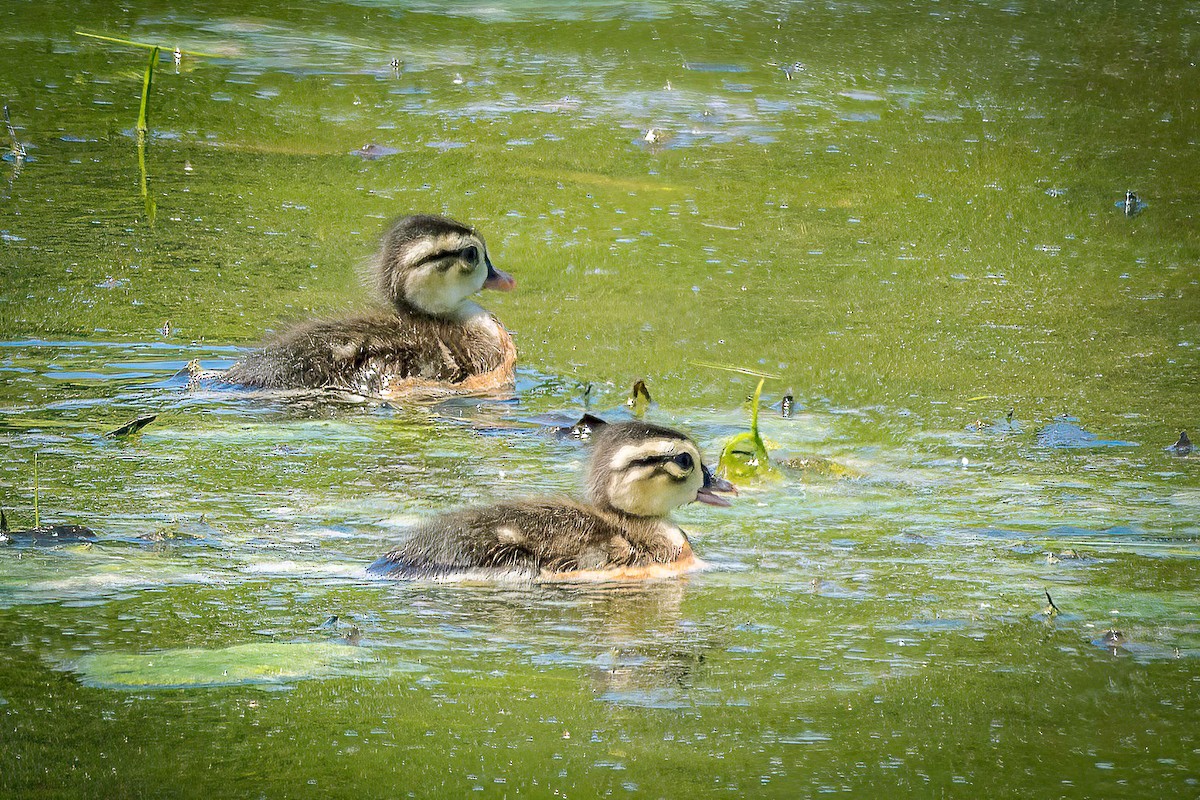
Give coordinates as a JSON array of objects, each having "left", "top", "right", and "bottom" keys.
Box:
[{"left": 138, "top": 134, "right": 156, "bottom": 224}]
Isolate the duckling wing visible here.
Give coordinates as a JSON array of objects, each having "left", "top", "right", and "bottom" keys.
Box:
[{"left": 367, "top": 502, "right": 632, "bottom": 579}]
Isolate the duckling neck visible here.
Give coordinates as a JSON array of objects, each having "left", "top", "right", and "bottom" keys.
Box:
[{"left": 392, "top": 297, "right": 489, "bottom": 325}]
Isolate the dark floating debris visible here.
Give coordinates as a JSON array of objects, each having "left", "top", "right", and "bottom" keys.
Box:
[
  {"left": 1117, "top": 190, "right": 1147, "bottom": 216},
  {"left": 556, "top": 413, "right": 608, "bottom": 441},
  {"left": 351, "top": 143, "right": 400, "bottom": 160},
  {"left": 6, "top": 455, "right": 98, "bottom": 543},
  {"left": 1166, "top": 430, "right": 1192, "bottom": 456},
  {"left": 0, "top": 516, "right": 97, "bottom": 546},
  {"left": 105, "top": 413, "right": 157, "bottom": 438}
]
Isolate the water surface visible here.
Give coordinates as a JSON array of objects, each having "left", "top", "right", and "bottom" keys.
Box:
[{"left": 1, "top": 0, "right": 1198, "bottom": 796}]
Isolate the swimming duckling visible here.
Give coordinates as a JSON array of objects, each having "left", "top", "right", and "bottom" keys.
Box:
[
  {"left": 222, "top": 214, "right": 516, "bottom": 396},
  {"left": 368, "top": 420, "right": 736, "bottom": 581}
]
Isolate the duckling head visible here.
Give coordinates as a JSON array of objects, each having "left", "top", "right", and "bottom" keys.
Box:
[
  {"left": 587, "top": 421, "right": 735, "bottom": 518},
  {"left": 369, "top": 214, "right": 515, "bottom": 319}
]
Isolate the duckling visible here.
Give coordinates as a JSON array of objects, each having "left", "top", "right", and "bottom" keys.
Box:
[
  {"left": 222, "top": 214, "right": 517, "bottom": 396},
  {"left": 368, "top": 420, "right": 736, "bottom": 582}
]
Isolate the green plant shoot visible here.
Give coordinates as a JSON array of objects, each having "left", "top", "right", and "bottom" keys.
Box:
[
  {"left": 719, "top": 378, "right": 780, "bottom": 481},
  {"left": 137, "top": 45, "right": 159, "bottom": 139}
]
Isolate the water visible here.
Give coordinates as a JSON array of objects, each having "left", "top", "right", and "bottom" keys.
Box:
[{"left": 2, "top": 0, "right": 1198, "bottom": 796}]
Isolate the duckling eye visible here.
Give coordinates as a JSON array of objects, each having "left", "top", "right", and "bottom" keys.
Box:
[
  {"left": 461, "top": 245, "right": 480, "bottom": 265},
  {"left": 671, "top": 452, "right": 694, "bottom": 471}
]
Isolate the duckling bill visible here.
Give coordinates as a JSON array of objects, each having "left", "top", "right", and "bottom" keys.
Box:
[
  {"left": 223, "top": 214, "right": 516, "bottom": 396},
  {"left": 368, "top": 420, "right": 736, "bottom": 582}
]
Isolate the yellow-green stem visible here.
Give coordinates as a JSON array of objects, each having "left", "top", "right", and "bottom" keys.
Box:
[
  {"left": 137, "top": 46, "right": 159, "bottom": 139},
  {"left": 75, "top": 31, "right": 218, "bottom": 58}
]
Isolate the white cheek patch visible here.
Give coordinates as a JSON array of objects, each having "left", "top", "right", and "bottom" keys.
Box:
[
  {"left": 607, "top": 467, "right": 701, "bottom": 517},
  {"left": 406, "top": 266, "right": 482, "bottom": 317},
  {"left": 405, "top": 264, "right": 453, "bottom": 314},
  {"left": 607, "top": 465, "right": 656, "bottom": 516}
]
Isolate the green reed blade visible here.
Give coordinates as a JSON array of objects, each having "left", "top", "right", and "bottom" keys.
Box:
[
  {"left": 75, "top": 31, "right": 219, "bottom": 58},
  {"left": 137, "top": 46, "right": 159, "bottom": 138}
]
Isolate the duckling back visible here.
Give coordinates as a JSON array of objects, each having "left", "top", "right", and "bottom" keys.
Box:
[
  {"left": 222, "top": 309, "right": 514, "bottom": 394},
  {"left": 367, "top": 500, "right": 682, "bottom": 581}
]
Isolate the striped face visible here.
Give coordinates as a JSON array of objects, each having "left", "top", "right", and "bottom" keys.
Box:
[
  {"left": 589, "top": 422, "right": 735, "bottom": 518},
  {"left": 402, "top": 231, "right": 511, "bottom": 317},
  {"left": 373, "top": 215, "right": 515, "bottom": 318}
]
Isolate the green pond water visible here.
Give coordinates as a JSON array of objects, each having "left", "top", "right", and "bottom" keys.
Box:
[{"left": 2, "top": 0, "right": 1198, "bottom": 796}]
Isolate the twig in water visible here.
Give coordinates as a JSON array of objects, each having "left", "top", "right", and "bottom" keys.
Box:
[
  {"left": 106, "top": 414, "right": 158, "bottom": 438},
  {"left": 1043, "top": 590, "right": 1060, "bottom": 617}
]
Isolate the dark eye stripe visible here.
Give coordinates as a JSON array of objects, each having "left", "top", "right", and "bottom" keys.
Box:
[
  {"left": 630, "top": 452, "right": 695, "bottom": 471},
  {"left": 415, "top": 247, "right": 480, "bottom": 268}
]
